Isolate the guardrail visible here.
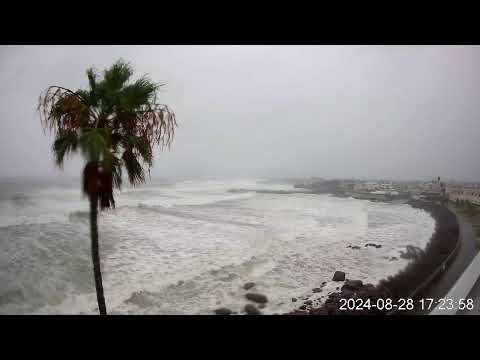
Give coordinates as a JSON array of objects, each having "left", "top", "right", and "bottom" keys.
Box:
[
  {"left": 386, "top": 205, "right": 461, "bottom": 315},
  {"left": 429, "top": 250, "right": 480, "bottom": 315}
]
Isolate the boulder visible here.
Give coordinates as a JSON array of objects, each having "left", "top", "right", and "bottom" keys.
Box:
[
  {"left": 340, "top": 289, "right": 354, "bottom": 298},
  {"left": 304, "top": 300, "right": 313, "bottom": 305},
  {"left": 214, "top": 307, "right": 232, "bottom": 315},
  {"left": 292, "top": 297, "right": 298, "bottom": 302},
  {"left": 342, "top": 280, "right": 363, "bottom": 291},
  {"left": 244, "top": 304, "right": 261, "bottom": 315},
  {"left": 243, "top": 282, "right": 255, "bottom": 290},
  {"left": 310, "top": 308, "right": 328, "bottom": 315},
  {"left": 332, "top": 271, "right": 346, "bottom": 281},
  {"left": 299, "top": 305, "right": 307, "bottom": 310},
  {"left": 325, "top": 303, "right": 338, "bottom": 314},
  {"left": 389, "top": 256, "right": 398, "bottom": 261},
  {"left": 362, "top": 284, "right": 376, "bottom": 291},
  {"left": 246, "top": 293, "right": 268, "bottom": 303},
  {"left": 312, "top": 287, "right": 322, "bottom": 293},
  {"left": 258, "top": 303, "right": 266, "bottom": 309},
  {"left": 290, "top": 310, "right": 308, "bottom": 315}
]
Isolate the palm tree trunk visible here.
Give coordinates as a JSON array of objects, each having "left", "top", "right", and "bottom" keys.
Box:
[{"left": 90, "top": 193, "right": 107, "bottom": 315}]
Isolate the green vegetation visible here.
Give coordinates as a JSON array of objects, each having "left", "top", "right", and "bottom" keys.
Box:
[
  {"left": 457, "top": 201, "right": 480, "bottom": 218},
  {"left": 38, "top": 60, "right": 177, "bottom": 314}
]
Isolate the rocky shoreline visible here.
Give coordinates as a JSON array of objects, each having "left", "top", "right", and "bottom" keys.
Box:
[
  {"left": 212, "top": 199, "right": 459, "bottom": 315},
  {"left": 286, "top": 199, "right": 459, "bottom": 315}
]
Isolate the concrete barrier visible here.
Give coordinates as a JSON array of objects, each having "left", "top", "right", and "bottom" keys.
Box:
[{"left": 429, "top": 251, "right": 480, "bottom": 315}]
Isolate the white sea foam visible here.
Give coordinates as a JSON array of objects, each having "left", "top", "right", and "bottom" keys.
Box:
[{"left": 0, "top": 178, "right": 435, "bottom": 315}]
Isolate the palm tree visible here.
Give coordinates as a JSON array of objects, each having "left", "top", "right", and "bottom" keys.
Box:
[{"left": 38, "top": 60, "right": 177, "bottom": 315}]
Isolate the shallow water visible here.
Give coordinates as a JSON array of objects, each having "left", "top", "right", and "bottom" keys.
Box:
[{"left": 0, "top": 178, "right": 435, "bottom": 314}]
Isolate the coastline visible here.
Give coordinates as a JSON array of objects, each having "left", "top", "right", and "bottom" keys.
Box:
[{"left": 286, "top": 199, "right": 459, "bottom": 315}]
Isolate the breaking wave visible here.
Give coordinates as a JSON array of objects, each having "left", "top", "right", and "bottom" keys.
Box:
[{"left": 0, "top": 178, "right": 435, "bottom": 315}]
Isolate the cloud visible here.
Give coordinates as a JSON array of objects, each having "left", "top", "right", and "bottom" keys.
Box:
[{"left": 1, "top": 45, "right": 480, "bottom": 181}]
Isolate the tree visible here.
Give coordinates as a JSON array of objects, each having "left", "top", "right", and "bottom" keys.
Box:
[{"left": 38, "top": 60, "right": 177, "bottom": 314}]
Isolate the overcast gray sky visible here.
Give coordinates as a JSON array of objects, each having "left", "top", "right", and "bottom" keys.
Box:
[{"left": 1, "top": 45, "right": 479, "bottom": 181}]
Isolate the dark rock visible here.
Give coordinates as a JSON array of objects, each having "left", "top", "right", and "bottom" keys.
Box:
[
  {"left": 292, "top": 297, "right": 298, "bottom": 302},
  {"left": 258, "top": 303, "right": 266, "bottom": 309},
  {"left": 244, "top": 304, "right": 261, "bottom": 315},
  {"left": 351, "top": 246, "right": 361, "bottom": 250},
  {"left": 243, "top": 282, "right": 255, "bottom": 290},
  {"left": 356, "top": 289, "right": 369, "bottom": 300},
  {"left": 322, "top": 282, "right": 327, "bottom": 286},
  {"left": 304, "top": 300, "right": 313, "bottom": 305},
  {"left": 389, "top": 256, "right": 398, "bottom": 261},
  {"left": 299, "top": 305, "right": 307, "bottom": 310},
  {"left": 312, "top": 287, "right": 322, "bottom": 293},
  {"left": 365, "top": 243, "right": 381, "bottom": 248},
  {"left": 325, "top": 303, "right": 338, "bottom": 314},
  {"left": 342, "top": 280, "right": 363, "bottom": 291},
  {"left": 336, "top": 287, "right": 339, "bottom": 290},
  {"left": 214, "top": 308, "right": 232, "bottom": 315},
  {"left": 310, "top": 308, "right": 328, "bottom": 315},
  {"left": 290, "top": 310, "right": 308, "bottom": 315},
  {"left": 377, "top": 286, "right": 393, "bottom": 298},
  {"left": 340, "top": 289, "right": 354, "bottom": 298},
  {"left": 327, "top": 293, "right": 341, "bottom": 302},
  {"left": 332, "top": 271, "right": 346, "bottom": 281},
  {"left": 246, "top": 293, "right": 268, "bottom": 303},
  {"left": 362, "top": 284, "right": 376, "bottom": 291}
]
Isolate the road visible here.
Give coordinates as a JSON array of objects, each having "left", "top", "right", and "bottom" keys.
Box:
[
  {"left": 457, "top": 271, "right": 480, "bottom": 315},
  {"left": 410, "top": 205, "right": 478, "bottom": 315}
]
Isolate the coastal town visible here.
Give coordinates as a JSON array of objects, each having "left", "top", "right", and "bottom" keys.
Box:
[
  {"left": 293, "top": 177, "right": 480, "bottom": 205},
  {"left": 283, "top": 175, "right": 480, "bottom": 315}
]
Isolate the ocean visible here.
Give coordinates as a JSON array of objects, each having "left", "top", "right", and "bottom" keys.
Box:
[{"left": 0, "top": 178, "right": 435, "bottom": 314}]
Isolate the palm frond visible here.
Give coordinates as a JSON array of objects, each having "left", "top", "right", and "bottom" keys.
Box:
[
  {"left": 40, "top": 59, "right": 178, "bottom": 207},
  {"left": 101, "top": 59, "right": 133, "bottom": 93},
  {"left": 127, "top": 135, "right": 153, "bottom": 167},
  {"left": 79, "top": 128, "right": 109, "bottom": 162},
  {"left": 137, "top": 104, "right": 177, "bottom": 150},
  {"left": 122, "top": 148, "right": 145, "bottom": 186},
  {"left": 39, "top": 86, "right": 94, "bottom": 134},
  {"left": 52, "top": 130, "right": 79, "bottom": 168},
  {"left": 87, "top": 68, "right": 97, "bottom": 93},
  {"left": 118, "top": 77, "right": 159, "bottom": 111},
  {"left": 103, "top": 150, "right": 122, "bottom": 189}
]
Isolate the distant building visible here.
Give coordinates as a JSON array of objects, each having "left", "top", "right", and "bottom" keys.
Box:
[{"left": 446, "top": 185, "right": 480, "bottom": 205}]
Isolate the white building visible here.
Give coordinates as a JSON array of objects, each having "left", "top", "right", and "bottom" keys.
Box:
[{"left": 446, "top": 185, "right": 480, "bottom": 205}]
